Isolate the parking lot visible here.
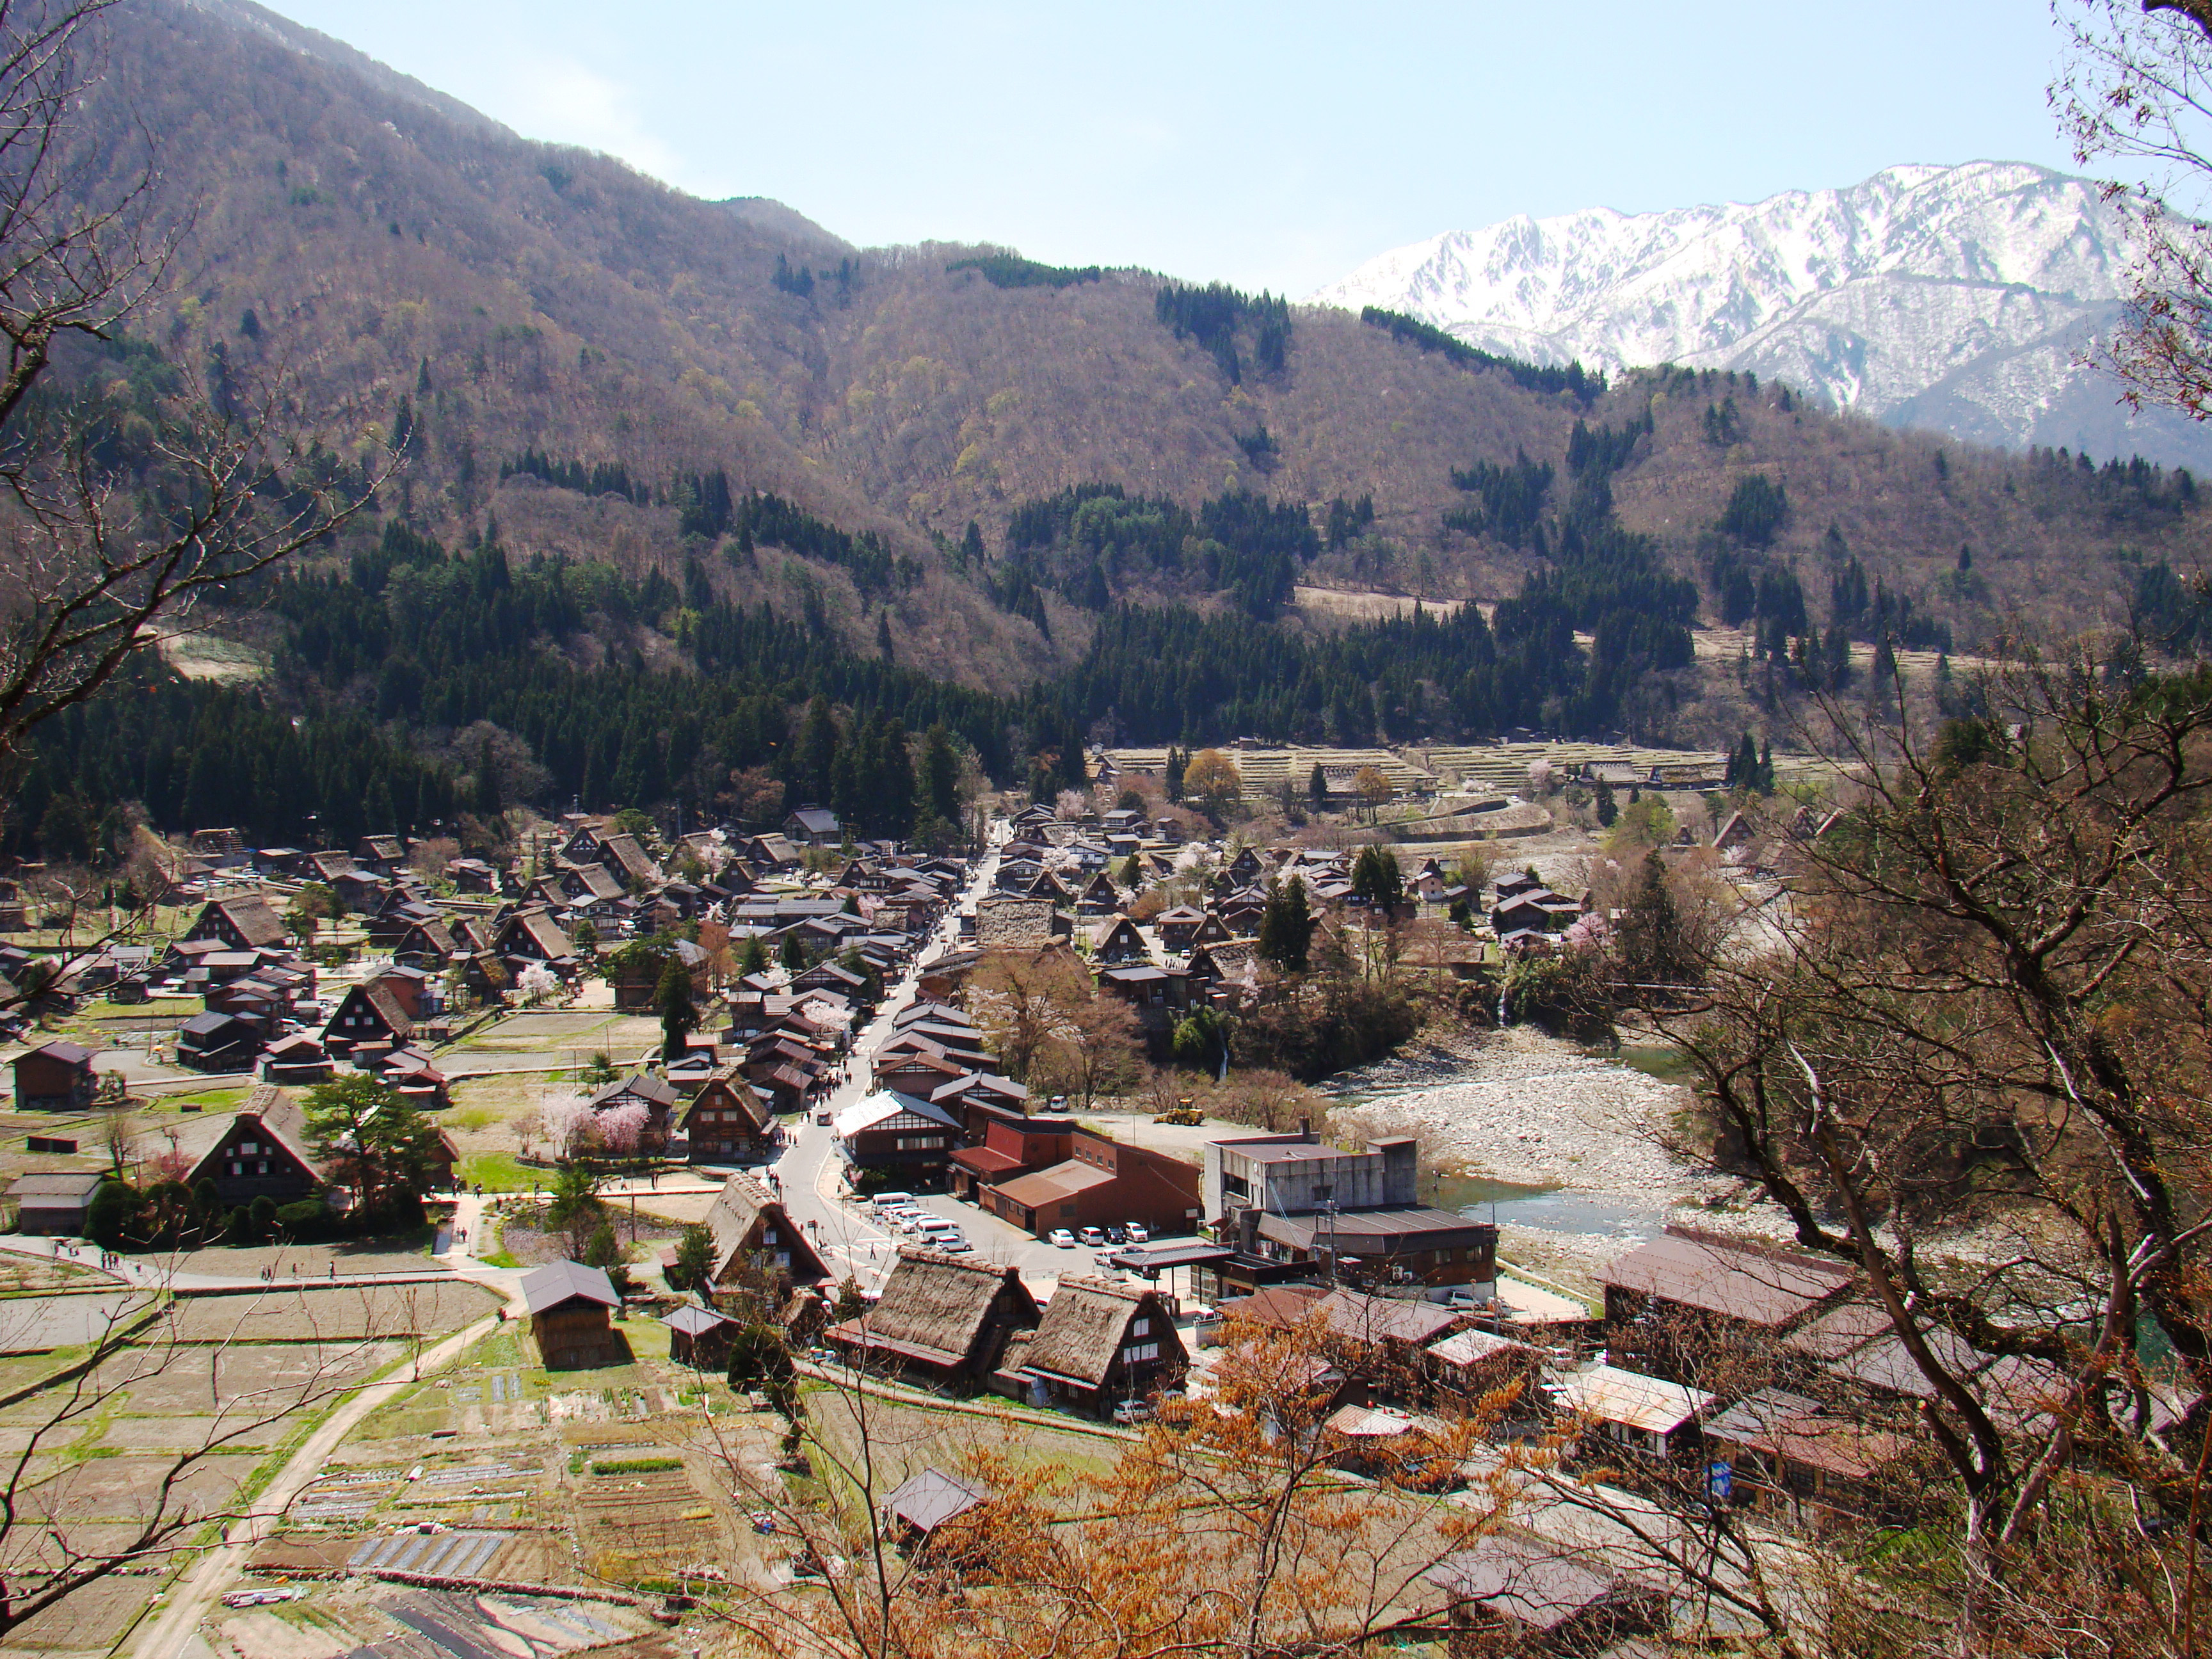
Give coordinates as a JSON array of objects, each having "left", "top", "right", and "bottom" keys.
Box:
[{"left": 869, "top": 1189, "right": 1209, "bottom": 1301}]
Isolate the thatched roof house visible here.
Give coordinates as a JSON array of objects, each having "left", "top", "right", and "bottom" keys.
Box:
[
  {"left": 825, "top": 1246, "right": 1039, "bottom": 1386},
  {"left": 1019, "top": 1275, "right": 1185, "bottom": 1415},
  {"left": 705, "top": 1173, "right": 829, "bottom": 1297}
]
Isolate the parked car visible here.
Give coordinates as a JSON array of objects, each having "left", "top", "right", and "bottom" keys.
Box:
[
  {"left": 1125, "top": 1222, "right": 1150, "bottom": 1243},
  {"left": 1110, "top": 1399, "right": 1154, "bottom": 1425},
  {"left": 1078, "top": 1226, "right": 1107, "bottom": 1247},
  {"left": 814, "top": 1110, "right": 832, "bottom": 1125},
  {"left": 1048, "top": 1094, "right": 1070, "bottom": 1113},
  {"left": 934, "top": 1233, "right": 972, "bottom": 1253},
  {"left": 1104, "top": 1224, "right": 1129, "bottom": 1246},
  {"left": 1048, "top": 1229, "right": 1076, "bottom": 1248}
]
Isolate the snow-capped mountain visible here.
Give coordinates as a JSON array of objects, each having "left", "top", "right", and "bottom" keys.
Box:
[{"left": 1310, "top": 162, "right": 2212, "bottom": 467}]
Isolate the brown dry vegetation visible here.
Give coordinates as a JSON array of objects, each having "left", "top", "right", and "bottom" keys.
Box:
[{"left": 66, "top": 1, "right": 2212, "bottom": 700}]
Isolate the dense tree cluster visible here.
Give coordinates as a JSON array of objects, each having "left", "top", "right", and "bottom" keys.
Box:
[
  {"left": 995, "top": 481, "right": 1320, "bottom": 620},
  {"left": 771, "top": 254, "right": 856, "bottom": 303},
  {"left": 1715, "top": 472, "right": 1788, "bottom": 545},
  {"left": 0, "top": 519, "right": 1020, "bottom": 858},
  {"left": 944, "top": 253, "right": 1103, "bottom": 289},
  {"left": 499, "top": 448, "right": 651, "bottom": 506},
  {"left": 1444, "top": 452, "right": 1554, "bottom": 547},
  {"left": 1358, "top": 305, "right": 1603, "bottom": 403},
  {"left": 2134, "top": 557, "right": 2212, "bottom": 652},
  {"left": 1322, "top": 493, "right": 1375, "bottom": 549},
  {"left": 6, "top": 670, "right": 456, "bottom": 858},
  {"left": 1154, "top": 282, "right": 1291, "bottom": 381},
  {"left": 2024, "top": 442, "right": 2197, "bottom": 524},
  {"left": 684, "top": 477, "right": 913, "bottom": 594}
]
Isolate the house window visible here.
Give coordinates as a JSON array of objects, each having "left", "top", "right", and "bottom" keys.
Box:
[
  {"left": 229, "top": 1161, "right": 242, "bottom": 1176},
  {"left": 1122, "top": 1342, "right": 1158, "bottom": 1364},
  {"left": 1313, "top": 1183, "right": 1333, "bottom": 1201},
  {"left": 764, "top": 1228, "right": 779, "bottom": 1244},
  {"left": 257, "top": 1160, "right": 269, "bottom": 1176},
  {"left": 1130, "top": 1317, "right": 1149, "bottom": 1336},
  {"left": 241, "top": 1141, "right": 259, "bottom": 1155}
]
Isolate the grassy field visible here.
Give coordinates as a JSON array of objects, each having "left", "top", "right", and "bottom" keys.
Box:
[
  {"left": 458, "top": 1150, "right": 534, "bottom": 1192},
  {"left": 74, "top": 998, "right": 200, "bottom": 1025}
]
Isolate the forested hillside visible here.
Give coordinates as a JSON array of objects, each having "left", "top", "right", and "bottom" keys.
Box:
[{"left": 8, "top": 0, "right": 2209, "bottom": 859}]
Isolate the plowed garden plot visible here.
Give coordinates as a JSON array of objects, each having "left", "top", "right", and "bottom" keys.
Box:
[
  {"left": 166, "top": 1283, "right": 495, "bottom": 1343},
  {"left": 22, "top": 1452, "right": 262, "bottom": 1521},
  {"left": 0, "top": 1569, "right": 155, "bottom": 1653},
  {"left": 65, "top": 1339, "right": 402, "bottom": 1413},
  {"left": 0, "top": 1291, "right": 154, "bottom": 1352},
  {"left": 99, "top": 1410, "right": 306, "bottom": 1450},
  {"left": 572, "top": 1463, "right": 721, "bottom": 1580}
]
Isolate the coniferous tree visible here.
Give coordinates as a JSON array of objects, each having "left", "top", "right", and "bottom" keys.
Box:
[
  {"left": 1349, "top": 845, "right": 1404, "bottom": 910},
  {"left": 918, "top": 723, "right": 961, "bottom": 833},
  {"left": 1871, "top": 632, "right": 1899, "bottom": 685},
  {"left": 1594, "top": 778, "right": 1617, "bottom": 827},
  {"left": 796, "top": 694, "right": 838, "bottom": 809},
  {"left": 1308, "top": 764, "right": 1328, "bottom": 811},
  {"left": 1256, "top": 877, "right": 1315, "bottom": 972},
  {"left": 657, "top": 956, "right": 698, "bottom": 1061},
  {"left": 1163, "top": 746, "right": 1185, "bottom": 803},
  {"left": 1613, "top": 851, "right": 1698, "bottom": 991}
]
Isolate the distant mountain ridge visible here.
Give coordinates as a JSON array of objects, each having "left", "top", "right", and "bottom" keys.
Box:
[
  {"left": 51, "top": 3, "right": 2209, "bottom": 703},
  {"left": 1309, "top": 162, "right": 2211, "bottom": 467}
]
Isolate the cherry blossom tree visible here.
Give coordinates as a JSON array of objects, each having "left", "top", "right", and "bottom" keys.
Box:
[
  {"left": 593, "top": 1100, "right": 650, "bottom": 1158},
  {"left": 535, "top": 1089, "right": 595, "bottom": 1161},
  {"left": 517, "top": 961, "right": 560, "bottom": 1006}
]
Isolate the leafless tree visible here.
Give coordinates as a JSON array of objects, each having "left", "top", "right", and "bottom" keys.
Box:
[
  {"left": 1655, "top": 648, "right": 2212, "bottom": 1653},
  {"left": 2055, "top": 1, "right": 2212, "bottom": 419},
  {"left": 0, "top": 1279, "right": 392, "bottom": 1637},
  {"left": 0, "top": 0, "right": 381, "bottom": 767}
]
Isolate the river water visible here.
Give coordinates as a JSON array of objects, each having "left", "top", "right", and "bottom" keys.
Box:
[{"left": 1427, "top": 1173, "right": 1665, "bottom": 1241}]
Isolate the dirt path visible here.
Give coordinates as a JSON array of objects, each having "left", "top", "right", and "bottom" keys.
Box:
[{"left": 132, "top": 1303, "right": 509, "bottom": 1659}]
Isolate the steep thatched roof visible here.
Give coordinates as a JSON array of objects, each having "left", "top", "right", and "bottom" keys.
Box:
[
  {"left": 705, "top": 1172, "right": 830, "bottom": 1286},
  {"left": 829, "top": 1246, "right": 1038, "bottom": 1370},
  {"left": 1023, "top": 1276, "right": 1161, "bottom": 1389}
]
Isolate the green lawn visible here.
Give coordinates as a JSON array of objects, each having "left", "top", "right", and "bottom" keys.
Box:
[
  {"left": 459, "top": 1151, "right": 534, "bottom": 1192},
  {"left": 157, "top": 1086, "right": 252, "bottom": 1113}
]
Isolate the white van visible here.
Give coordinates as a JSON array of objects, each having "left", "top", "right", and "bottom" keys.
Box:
[
  {"left": 916, "top": 1216, "right": 959, "bottom": 1238},
  {"left": 870, "top": 1192, "right": 915, "bottom": 1212}
]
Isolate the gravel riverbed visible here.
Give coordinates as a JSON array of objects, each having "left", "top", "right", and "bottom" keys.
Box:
[{"left": 1324, "top": 1025, "right": 1727, "bottom": 1199}]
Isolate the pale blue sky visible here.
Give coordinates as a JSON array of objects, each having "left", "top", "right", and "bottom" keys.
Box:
[{"left": 264, "top": 1, "right": 2084, "bottom": 295}]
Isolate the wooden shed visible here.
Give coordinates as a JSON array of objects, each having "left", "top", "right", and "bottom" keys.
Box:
[
  {"left": 13, "top": 1041, "right": 95, "bottom": 1112},
  {"left": 662, "top": 1302, "right": 739, "bottom": 1368},
  {"left": 881, "top": 1467, "right": 993, "bottom": 1562},
  {"left": 7, "top": 1171, "right": 105, "bottom": 1235},
  {"left": 1422, "top": 1535, "right": 1669, "bottom": 1656},
  {"left": 520, "top": 1259, "right": 626, "bottom": 1370}
]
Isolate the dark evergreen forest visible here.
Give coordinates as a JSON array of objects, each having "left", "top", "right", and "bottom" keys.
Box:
[{"left": 5, "top": 414, "right": 1735, "bottom": 858}]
